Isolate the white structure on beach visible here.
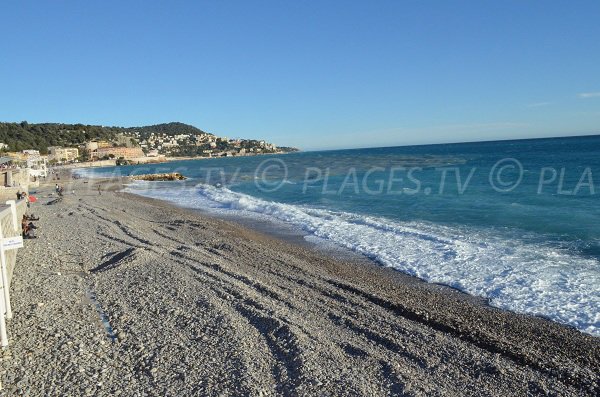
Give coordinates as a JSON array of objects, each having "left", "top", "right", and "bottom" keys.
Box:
[
  {"left": 20, "top": 150, "right": 48, "bottom": 178},
  {"left": 26, "top": 156, "right": 48, "bottom": 178},
  {"left": 0, "top": 199, "right": 28, "bottom": 347}
]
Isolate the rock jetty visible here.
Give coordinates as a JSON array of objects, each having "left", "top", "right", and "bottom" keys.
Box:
[{"left": 130, "top": 173, "right": 186, "bottom": 181}]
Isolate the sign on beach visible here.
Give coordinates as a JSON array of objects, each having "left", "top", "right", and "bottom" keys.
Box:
[{"left": 1, "top": 236, "right": 24, "bottom": 250}]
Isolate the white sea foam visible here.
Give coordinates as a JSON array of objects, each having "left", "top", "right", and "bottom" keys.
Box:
[
  {"left": 125, "top": 182, "right": 600, "bottom": 336},
  {"left": 72, "top": 167, "right": 129, "bottom": 180}
]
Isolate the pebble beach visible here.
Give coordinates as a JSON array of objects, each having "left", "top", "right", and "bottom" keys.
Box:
[{"left": 1, "top": 175, "right": 598, "bottom": 396}]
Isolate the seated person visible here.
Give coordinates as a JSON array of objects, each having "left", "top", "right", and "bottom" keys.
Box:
[{"left": 22, "top": 215, "right": 38, "bottom": 239}]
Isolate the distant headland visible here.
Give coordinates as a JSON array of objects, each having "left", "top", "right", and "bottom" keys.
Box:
[{"left": 0, "top": 121, "right": 299, "bottom": 165}]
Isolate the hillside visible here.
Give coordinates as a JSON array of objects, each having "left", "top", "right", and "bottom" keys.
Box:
[
  {"left": 0, "top": 121, "right": 289, "bottom": 155},
  {"left": 0, "top": 122, "right": 122, "bottom": 153},
  {"left": 126, "top": 122, "right": 211, "bottom": 139}
]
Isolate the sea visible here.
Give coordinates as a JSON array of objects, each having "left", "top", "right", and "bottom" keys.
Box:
[{"left": 75, "top": 135, "right": 600, "bottom": 336}]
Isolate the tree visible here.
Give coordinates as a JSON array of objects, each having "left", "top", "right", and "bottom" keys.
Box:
[{"left": 79, "top": 150, "right": 90, "bottom": 162}]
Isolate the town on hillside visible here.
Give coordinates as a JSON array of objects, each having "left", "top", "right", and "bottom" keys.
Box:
[{"left": 0, "top": 121, "right": 298, "bottom": 198}]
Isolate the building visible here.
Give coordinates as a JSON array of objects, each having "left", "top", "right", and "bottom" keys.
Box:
[
  {"left": 21, "top": 150, "right": 47, "bottom": 178},
  {"left": 27, "top": 157, "right": 48, "bottom": 178},
  {"left": 0, "top": 156, "right": 30, "bottom": 192},
  {"left": 92, "top": 147, "right": 145, "bottom": 160},
  {"left": 48, "top": 147, "right": 79, "bottom": 162},
  {"left": 84, "top": 141, "right": 112, "bottom": 153}
]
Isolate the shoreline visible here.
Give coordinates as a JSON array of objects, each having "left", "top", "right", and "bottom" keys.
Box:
[
  {"left": 119, "top": 177, "right": 598, "bottom": 337},
  {"left": 45, "top": 173, "right": 585, "bottom": 327},
  {"left": 3, "top": 175, "right": 599, "bottom": 395},
  {"left": 53, "top": 151, "right": 299, "bottom": 171},
  {"left": 120, "top": 184, "right": 597, "bottom": 336},
  {"left": 169, "top": 203, "right": 526, "bottom": 303},
  {"left": 154, "top": 198, "right": 494, "bottom": 305},
  {"left": 42, "top": 173, "right": 600, "bottom": 335}
]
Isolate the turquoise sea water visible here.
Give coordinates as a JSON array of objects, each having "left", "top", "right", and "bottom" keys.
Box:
[{"left": 77, "top": 135, "right": 600, "bottom": 336}]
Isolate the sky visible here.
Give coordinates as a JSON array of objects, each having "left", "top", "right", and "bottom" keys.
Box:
[{"left": 1, "top": 1, "right": 599, "bottom": 150}]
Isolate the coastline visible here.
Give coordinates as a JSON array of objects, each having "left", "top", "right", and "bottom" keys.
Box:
[
  {"left": 54, "top": 151, "right": 298, "bottom": 171},
  {"left": 2, "top": 175, "right": 599, "bottom": 395}
]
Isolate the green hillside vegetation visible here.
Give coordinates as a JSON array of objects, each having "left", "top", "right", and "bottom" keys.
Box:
[
  {"left": 0, "top": 122, "right": 118, "bottom": 153},
  {"left": 131, "top": 122, "right": 211, "bottom": 139},
  {"left": 0, "top": 121, "right": 211, "bottom": 154}
]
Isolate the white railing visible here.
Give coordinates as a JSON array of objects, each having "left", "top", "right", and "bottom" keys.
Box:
[{"left": 0, "top": 199, "right": 27, "bottom": 347}]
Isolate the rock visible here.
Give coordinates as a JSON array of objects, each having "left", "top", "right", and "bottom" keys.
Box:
[{"left": 130, "top": 173, "right": 187, "bottom": 181}]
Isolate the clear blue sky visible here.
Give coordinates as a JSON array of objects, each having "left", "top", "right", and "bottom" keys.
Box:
[{"left": 1, "top": 1, "right": 599, "bottom": 150}]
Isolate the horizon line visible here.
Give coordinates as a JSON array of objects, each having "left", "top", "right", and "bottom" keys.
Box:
[{"left": 300, "top": 132, "right": 600, "bottom": 153}]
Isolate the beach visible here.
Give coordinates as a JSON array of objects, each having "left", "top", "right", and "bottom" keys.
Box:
[{"left": 1, "top": 176, "right": 599, "bottom": 396}]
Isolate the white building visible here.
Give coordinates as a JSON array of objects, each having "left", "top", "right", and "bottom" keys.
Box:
[{"left": 22, "top": 150, "right": 48, "bottom": 178}]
